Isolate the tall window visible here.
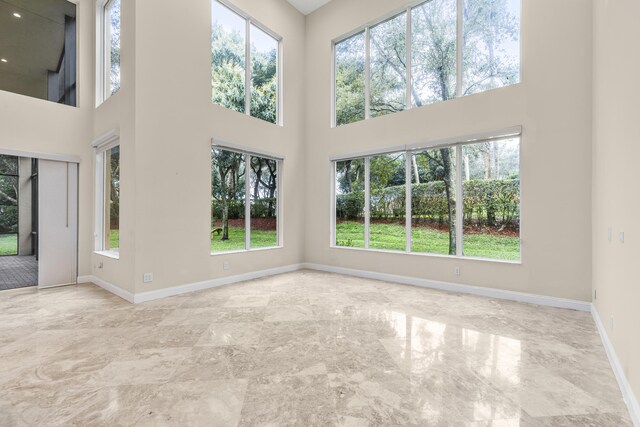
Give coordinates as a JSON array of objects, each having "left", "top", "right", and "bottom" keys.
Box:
[
  {"left": 333, "top": 133, "right": 520, "bottom": 261},
  {"left": 95, "top": 144, "right": 120, "bottom": 256},
  {"left": 212, "top": 0, "right": 280, "bottom": 125},
  {"left": 334, "top": 0, "right": 520, "bottom": 126},
  {"left": 99, "top": 0, "right": 121, "bottom": 102},
  {"left": 0, "top": 156, "right": 19, "bottom": 256},
  {"left": 212, "top": 145, "right": 281, "bottom": 253}
]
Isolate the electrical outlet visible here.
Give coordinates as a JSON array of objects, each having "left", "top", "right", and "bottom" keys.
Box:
[
  {"left": 454, "top": 266, "right": 460, "bottom": 276},
  {"left": 619, "top": 232, "right": 625, "bottom": 243},
  {"left": 223, "top": 261, "right": 230, "bottom": 271},
  {"left": 143, "top": 273, "right": 153, "bottom": 283},
  {"left": 97, "top": 261, "right": 103, "bottom": 269}
]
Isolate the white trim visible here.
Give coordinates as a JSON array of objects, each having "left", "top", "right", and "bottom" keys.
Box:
[
  {"left": 133, "top": 264, "right": 304, "bottom": 304},
  {"left": 78, "top": 275, "right": 134, "bottom": 303},
  {"left": 592, "top": 307, "right": 640, "bottom": 426},
  {"left": 364, "top": 27, "right": 371, "bottom": 120},
  {"left": 0, "top": 148, "right": 80, "bottom": 164},
  {"left": 244, "top": 153, "right": 251, "bottom": 250},
  {"left": 212, "top": 139, "right": 285, "bottom": 161},
  {"left": 94, "top": 250, "right": 120, "bottom": 260},
  {"left": 92, "top": 128, "right": 120, "bottom": 151},
  {"left": 302, "top": 263, "right": 590, "bottom": 312}
]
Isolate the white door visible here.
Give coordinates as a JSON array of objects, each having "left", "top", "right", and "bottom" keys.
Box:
[{"left": 38, "top": 160, "right": 78, "bottom": 289}]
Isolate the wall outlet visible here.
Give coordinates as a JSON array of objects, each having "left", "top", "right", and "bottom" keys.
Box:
[
  {"left": 97, "top": 261, "right": 103, "bottom": 269},
  {"left": 143, "top": 273, "right": 153, "bottom": 283},
  {"left": 223, "top": 261, "right": 230, "bottom": 271},
  {"left": 454, "top": 266, "right": 460, "bottom": 276},
  {"left": 619, "top": 232, "right": 625, "bottom": 243}
]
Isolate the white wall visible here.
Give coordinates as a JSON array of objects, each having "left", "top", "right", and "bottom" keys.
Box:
[
  {"left": 130, "top": 0, "right": 306, "bottom": 293},
  {"left": 304, "top": 0, "right": 593, "bottom": 301},
  {"left": 592, "top": 0, "right": 640, "bottom": 407},
  {"left": 0, "top": 0, "right": 93, "bottom": 277}
]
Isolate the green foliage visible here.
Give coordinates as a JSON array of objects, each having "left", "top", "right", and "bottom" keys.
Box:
[
  {"left": 337, "top": 179, "right": 519, "bottom": 228},
  {"left": 0, "top": 155, "right": 18, "bottom": 234}
]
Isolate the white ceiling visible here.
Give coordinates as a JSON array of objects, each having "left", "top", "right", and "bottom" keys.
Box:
[{"left": 286, "top": 0, "right": 332, "bottom": 15}]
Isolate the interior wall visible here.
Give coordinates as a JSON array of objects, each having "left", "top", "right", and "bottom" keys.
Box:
[
  {"left": 592, "top": 0, "right": 640, "bottom": 407},
  {"left": 91, "top": 0, "right": 137, "bottom": 294},
  {"left": 0, "top": 0, "right": 93, "bottom": 276},
  {"left": 304, "top": 0, "right": 593, "bottom": 301},
  {"left": 131, "top": 0, "right": 306, "bottom": 293}
]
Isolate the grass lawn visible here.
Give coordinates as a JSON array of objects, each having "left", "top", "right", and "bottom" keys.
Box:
[
  {"left": 336, "top": 221, "right": 520, "bottom": 261},
  {"left": 211, "top": 226, "right": 277, "bottom": 252},
  {"left": 0, "top": 234, "right": 17, "bottom": 255},
  {"left": 110, "top": 230, "right": 120, "bottom": 250}
]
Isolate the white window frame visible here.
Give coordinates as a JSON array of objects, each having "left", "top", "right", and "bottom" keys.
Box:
[
  {"left": 96, "top": 0, "right": 120, "bottom": 105},
  {"left": 331, "top": 0, "right": 522, "bottom": 127},
  {"left": 211, "top": 140, "right": 284, "bottom": 255},
  {"left": 92, "top": 129, "right": 120, "bottom": 259},
  {"left": 212, "top": 0, "right": 283, "bottom": 126},
  {"left": 330, "top": 127, "right": 522, "bottom": 263}
]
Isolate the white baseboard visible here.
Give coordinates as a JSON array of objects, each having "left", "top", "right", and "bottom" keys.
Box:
[
  {"left": 132, "top": 264, "right": 305, "bottom": 304},
  {"left": 302, "top": 263, "right": 592, "bottom": 312},
  {"left": 77, "top": 275, "right": 135, "bottom": 304},
  {"left": 592, "top": 306, "right": 640, "bottom": 426}
]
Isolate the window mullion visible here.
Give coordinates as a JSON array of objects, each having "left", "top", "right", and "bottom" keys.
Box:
[
  {"left": 405, "top": 152, "right": 412, "bottom": 253},
  {"left": 364, "top": 157, "right": 371, "bottom": 249},
  {"left": 245, "top": 153, "right": 251, "bottom": 250},
  {"left": 455, "top": 145, "right": 463, "bottom": 256},
  {"left": 245, "top": 19, "right": 251, "bottom": 116},
  {"left": 405, "top": 8, "right": 412, "bottom": 110},
  {"left": 364, "top": 27, "right": 371, "bottom": 120},
  {"left": 456, "top": 0, "right": 463, "bottom": 98}
]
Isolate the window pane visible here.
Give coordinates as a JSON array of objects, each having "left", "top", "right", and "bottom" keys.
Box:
[
  {"left": 335, "top": 32, "right": 366, "bottom": 126},
  {"left": 250, "top": 25, "right": 278, "bottom": 124},
  {"left": 411, "top": 0, "right": 457, "bottom": 106},
  {"left": 463, "top": 0, "right": 520, "bottom": 95},
  {"left": 370, "top": 13, "right": 407, "bottom": 118},
  {"left": 250, "top": 157, "right": 278, "bottom": 248},
  {"left": 411, "top": 148, "right": 457, "bottom": 255},
  {"left": 106, "top": 0, "right": 121, "bottom": 96},
  {"left": 0, "top": 158, "right": 18, "bottom": 255},
  {"left": 0, "top": 155, "right": 19, "bottom": 176},
  {"left": 212, "top": 149, "right": 246, "bottom": 252},
  {"left": 212, "top": 1, "right": 246, "bottom": 113},
  {"left": 369, "top": 153, "right": 406, "bottom": 251},
  {"left": 462, "top": 138, "right": 520, "bottom": 260},
  {"left": 105, "top": 146, "right": 120, "bottom": 251},
  {"left": 335, "top": 159, "right": 365, "bottom": 248}
]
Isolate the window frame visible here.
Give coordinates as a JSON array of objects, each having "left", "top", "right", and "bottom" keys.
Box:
[
  {"left": 92, "top": 130, "right": 120, "bottom": 259},
  {"left": 330, "top": 127, "right": 522, "bottom": 263},
  {"left": 212, "top": 0, "right": 283, "bottom": 125},
  {"left": 331, "top": 0, "right": 522, "bottom": 127},
  {"left": 96, "top": 0, "right": 121, "bottom": 105},
  {"left": 211, "top": 140, "right": 284, "bottom": 255}
]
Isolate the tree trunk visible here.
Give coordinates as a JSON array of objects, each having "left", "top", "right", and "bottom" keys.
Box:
[
  {"left": 219, "top": 165, "right": 230, "bottom": 241},
  {"left": 344, "top": 160, "right": 353, "bottom": 193},
  {"left": 412, "top": 156, "right": 420, "bottom": 184},
  {"left": 440, "top": 148, "right": 456, "bottom": 255}
]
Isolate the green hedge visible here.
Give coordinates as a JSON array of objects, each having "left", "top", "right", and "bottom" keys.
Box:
[
  {"left": 212, "top": 198, "right": 277, "bottom": 221},
  {"left": 337, "top": 180, "right": 519, "bottom": 227}
]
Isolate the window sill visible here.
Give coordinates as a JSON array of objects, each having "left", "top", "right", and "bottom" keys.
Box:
[
  {"left": 329, "top": 245, "right": 521, "bottom": 265},
  {"left": 211, "top": 245, "right": 283, "bottom": 256},
  {"left": 94, "top": 250, "right": 120, "bottom": 260}
]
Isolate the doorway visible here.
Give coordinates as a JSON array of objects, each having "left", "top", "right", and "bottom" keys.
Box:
[{"left": 0, "top": 153, "right": 78, "bottom": 291}]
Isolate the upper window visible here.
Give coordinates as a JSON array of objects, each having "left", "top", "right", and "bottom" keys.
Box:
[
  {"left": 94, "top": 142, "right": 120, "bottom": 257},
  {"left": 99, "top": 0, "right": 121, "bottom": 103},
  {"left": 211, "top": 145, "right": 281, "bottom": 253},
  {"left": 211, "top": 0, "right": 281, "bottom": 125},
  {"left": 334, "top": 0, "right": 520, "bottom": 126},
  {"left": 334, "top": 134, "right": 521, "bottom": 261}
]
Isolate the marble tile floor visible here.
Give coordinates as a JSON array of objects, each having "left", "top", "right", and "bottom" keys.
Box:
[{"left": 0, "top": 270, "right": 631, "bottom": 426}]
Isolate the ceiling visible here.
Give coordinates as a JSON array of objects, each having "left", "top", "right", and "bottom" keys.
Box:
[
  {"left": 0, "top": 0, "right": 76, "bottom": 99},
  {"left": 286, "top": 0, "right": 332, "bottom": 15}
]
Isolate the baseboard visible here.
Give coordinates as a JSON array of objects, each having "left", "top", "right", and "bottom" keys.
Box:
[
  {"left": 301, "top": 263, "right": 592, "bottom": 312},
  {"left": 77, "top": 275, "right": 135, "bottom": 304},
  {"left": 592, "top": 306, "right": 640, "bottom": 426},
  {"left": 132, "top": 263, "right": 305, "bottom": 304}
]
